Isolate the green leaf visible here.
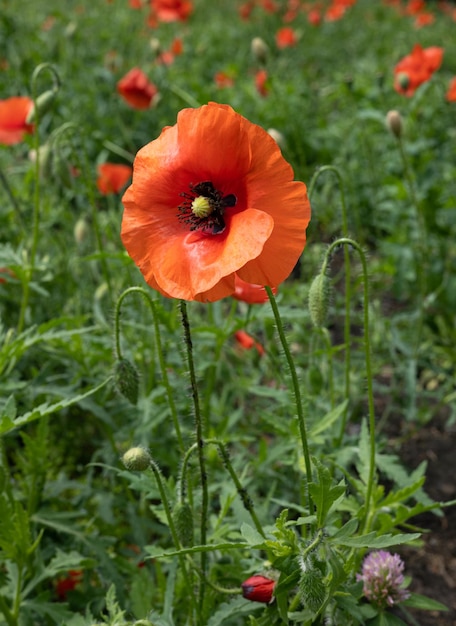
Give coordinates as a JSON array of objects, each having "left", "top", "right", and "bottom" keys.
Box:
[
  {"left": 403, "top": 592, "right": 448, "bottom": 611},
  {"left": 0, "top": 377, "right": 112, "bottom": 436},
  {"left": 207, "top": 597, "right": 262, "bottom": 626},
  {"left": 241, "top": 522, "right": 266, "bottom": 547},
  {"left": 309, "top": 458, "right": 346, "bottom": 528},
  {"left": 309, "top": 400, "right": 348, "bottom": 438},
  {"left": 333, "top": 532, "right": 421, "bottom": 548}
]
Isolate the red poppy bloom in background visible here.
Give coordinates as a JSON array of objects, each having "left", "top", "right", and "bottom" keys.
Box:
[
  {"left": 446, "top": 77, "right": 456, "bottom": 102},
  {"left": 117, "top": 68, "right": 158, "bottom": 109},
  {"left": 233, "top": 276, "right": 276, "bottom": 304},
  {"left": 55, "top": 570, "right": 83, "bottom": 601},
  {"left": 97, "top": 163, "right": 133, "bottom": 194},
  {"left": 150, "top": 0, "right": 193, "bottom": 22},
  {"left": 394, "top": 44, "right": 443, "bottom": 96},
  {"left": 275, "top": 27, "right": 297, "bottom": 49},
  {"left": 0, "top": 96, "right": 34, "bottom": 145},
  {"left": 255, "top": 69, "right": 269, "bottom": 97},
  {"left": 121, "top": 103, "right": 310, "bottom": 302},
  {"left": 241, "top": 574, "right": 275, "bottom": 603},
  {"left": 214, "top": 71, "right": 235, "bottom": 88},
  {"left": 234, "top": 330, "right": 265, "bottom": 356}
]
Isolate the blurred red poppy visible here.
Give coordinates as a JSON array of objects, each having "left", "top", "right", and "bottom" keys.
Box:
[
  {"left": 150, "top": 0, "right": 192, "bottom": 22},
  {"left": 117, "top": 68, "right": 158, "bottom": 109},
  {"left": 55, "top": 570, "right": 83, "bottom": 601},
  {"left": 446, "top": 77, "right": 456, "bottom": 102},
  {"left": 214, "top": 71, "right": 235, "bottom": 88},
  {"left": 121, "top": 103, "right": 310, "bottom": 302},
  {"left": 0, "top": 96, "right": 34, "bottom": 145},
  {"left": 394, "top": 44, "right": 443, "bottom": 96},
  {"left": 275, "top": 27, "right": 297, "bottom": 48},
  {"left": 255, "top": 69, "right": 269, "bottom": 97},
  {"left": 234, "top": 330, "right": 265, "bottom": 356},
  {"left": 241, "top": 574, "right": 275, "bottom": 603},
  {"left": 97, "top": 163, "right": 132, "bottom": 194}
]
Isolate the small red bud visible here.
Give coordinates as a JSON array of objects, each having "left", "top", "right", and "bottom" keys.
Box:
[{"left": 241, "top": 575, "right": 275, "bottom": 604}]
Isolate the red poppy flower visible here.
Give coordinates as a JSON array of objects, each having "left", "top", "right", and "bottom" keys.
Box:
[
  {"left": 55, "top": 570, "right": 83, "bottom": 600},
  {"left": 394, "top": 44, "right": 443, "bottom": 96},
  {"left": 233, "top": 276, "right": 276, "bottom": 304},
  {"left": 234, "top": 330, "right": 265, "bottom": 356},
  {"left": 255, "top": 69, "right": 270, "bottom": 97},
  {"left": 0, "top": 96, "right": 34, "bottom": 145},
  {"left": 241, "top": 574, "right": 275, "bottom": 603},
  {"left": 414, "top": 12, "right": 435, "bottom": 27},
  {"left": 275, "top": 27, "right": 297, "bottom": 49},
  {"left": 446, "top": 77, "right": 456, "bottom": 102},
  {"left": 97, "top": 163, "right": 133, "bottom": 194},
  {"left": 307, "top": 8, "right": 322, "bottom": 26},
  {"left": 117, "top": 68, "right": 158, "bottom": 109},
  {"left": 150, "top": 0, "right": 192, "bottom": 22},
  {"left": 121, "top": 103, "right": 310, "bottom": 302},
  {"left": 214, "top": 71, "right": 235, "bottom": 89}
]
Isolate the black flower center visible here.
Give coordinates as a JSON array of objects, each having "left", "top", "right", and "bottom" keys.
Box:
[{"left": 177, "top": 181, "right": 237, "bottom": 235}]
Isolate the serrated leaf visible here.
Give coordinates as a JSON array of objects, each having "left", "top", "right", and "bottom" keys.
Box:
[
  {"left": 309, "top": 458, "right": 346, "bottom": 528},
  {"left": 207, "top": 597, "right": 262, "bottom": 626},
  {"left": 334, "top": 532, "right": 420, "bottom": 548},
  {"left": 330, "top": 518, "right": 358, "bottom": 541}
]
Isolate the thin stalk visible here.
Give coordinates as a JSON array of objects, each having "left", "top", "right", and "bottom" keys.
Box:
[
  {"left": 146, "top": 459, "right": 196, "bottom": 619},
  {"left": 0, "top": 167, "right": 25, "bottom": 230},
  {"left": 179, "top": 300, "right": 208, "bottom": 612},
  {"left": 0, "top": 594, "right": 15, "bottom": 626},
  {"left": 265, "top": 286, "right": 314, "bottom": 516},
  {"left": 308, "top": 166, "right": 352, "bottom": 443},
  {"left": 320, "top": 239, "right": 376, "bottom": 532},
  {"left": 114, "top": 287, "right": 184, "bottom": 452}
]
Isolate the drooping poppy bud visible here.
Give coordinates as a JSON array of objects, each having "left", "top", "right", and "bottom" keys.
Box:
[
  {"left": 241, "top": 575, "right": 275, "bottom": 603},
  {"left": 114, "top": 358, "right": 140, "bottom": 405}
]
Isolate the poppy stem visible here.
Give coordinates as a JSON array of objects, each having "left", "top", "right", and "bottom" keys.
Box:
[
  {"left": 320, "top": 238, "right": 376, "bottom": 533},
  {"left": 308, "top": 165, "right": 352, "bottom": 445},
  {"left": 179, "top": 300, "right": 208, "bottom": 613},
  {"left": 265, "top": 286, "right": 314, "bottom": 518},
  {"left": 114, "top": 287, "right": 185, "bottom": 452}
]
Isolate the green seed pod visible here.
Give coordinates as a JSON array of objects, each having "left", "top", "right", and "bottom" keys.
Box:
[
  {"left": 172, "top": 501, "right": 194, "bottom": 547},
  {"left": 114, "top": 358, "right": 139, "bottom": 405},
  {"left": 122, "top": 446, "right": 151, "bottom": 472},
  {"left": 298, "top": 564, "right": 326, "bottom": 613},
  {"left": 308, "top": 273, "right": 331, "bottom": 328}
]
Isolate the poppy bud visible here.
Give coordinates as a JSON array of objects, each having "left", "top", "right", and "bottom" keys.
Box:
[
  {"left": 114, "top": 358, "right": 140, "bottom": 405},
  {"left": 251, "top": 37, "right": 269, "bottom": 64},
  {"left": 122, "top": 446, "right": 151, "bottom": 471},
  {"left": 298, "top": 564, "right": 326, "bottom": 613},
  {"left": 386, "top": 110, "right": 403, "bottom": 139},
  {"left": 172, "top": 501, "right": 194, "bottom": 546},
  {"left": 308, "top": 273, "right": 331, "bottom": 328},
  {"left": 74, "top": 217, "right": 89, "bottom": 245},
  {"left": 241, "top": 575, "right": 275, "bottom": 604},
  {"left": 396, "top": 72, "right": 410, "bottom": 91},
  {"left": 26, "top": 88, "right": 58, "bottom": 123}
]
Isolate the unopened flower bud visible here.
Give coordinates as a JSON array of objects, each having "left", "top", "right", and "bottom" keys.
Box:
[
  {"left": 241, "top": 574, "right": 275, "bottom": 604},
  {"left": 308, "top": 273, "right": 331, "bottom": 328},
  {"left": 298, "top": 562, "right": 326, "bottom": 613},
  {"left": 386, "top": 110, "right": 403, "bottom": 139},
  {"left": 267, "top": 128, "right": 286, "bottom": 150},
  {"left": 251, "top": 37, "right": 269, "bottom": 64},
  {"left": 74, "top": 217, "right": 89, "bottom": 244},
  {"left": 26, "top": 88, "right": 58, "bottom": 123},
  {"left": 172, "top": 501, "right": 194, "bottom": 546},
  {"left": 122, "top": 446, "right": 151, "bottom": 471},
  {"left": 396, "top": 72, "right": 410, "bottom": 91},
  {"left": 114, "top": 358, "right": 140, "bottom": 405}
]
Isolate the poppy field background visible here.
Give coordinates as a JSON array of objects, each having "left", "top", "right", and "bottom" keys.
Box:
[{"left": 1, "top": 0, "right": 456, "bottom": 625}]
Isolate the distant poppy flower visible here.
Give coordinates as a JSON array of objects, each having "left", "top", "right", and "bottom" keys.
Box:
[
  {"left": 446, "top": 77, "right": 456, "bottom": 102},
  {"left": 307, "top": 8, "right": 322, "bottom": 25},
  {"left": 239, "top": 1, "right": 255, "bottom": 20},
  {"left": 97, "top": 163, "right": 133, "bottom": 194},
  {"left": 55, "top": 570, "right": 83, "bottom": 601},
  {"left": 405, "top": 0, "right": 425, "bottom": 14},
  {"left": 275, "top": 27, "right": 297, "bottom": 49},
  {"left": 214, "top": 71, "right": 235, "bottom": 88},
  {"left": 0, "top": 268, "right": 15, "bottom": 284},
  {"left": 117, "top": 68, "right": 158, "bottom": 109},
  {"left": 325, "top": 4, "right": 346, "bottom": 21},
  {"left": 150, "top": 0, "right": 192, "bottom": 22},
  {"left": 0, "top": 96, "right": 34, "bottom": 145},
  {"left": 234, "top": 330, "right": 265, "bottom": 356},
  {"left": 394, "top": 44, "right": 443, "bottom": 96},
  {"left": 414, "top": 12, "right": 435, "bottom": 27},
  {"left": 233, "top": 276, "right": 276, "bottom": 304},
  {"left": 241, "top": 574, "right": 275, "bottom": 603},
  {"left": 121, "top": 103, "right": 310, "bottom": 302},
  {"left": 255, "top": 69, "right": 269, "bottom": 97}
]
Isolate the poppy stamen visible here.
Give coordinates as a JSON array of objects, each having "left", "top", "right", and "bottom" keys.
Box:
[{"left": 178, "top": 180, "right": 236, "bottom": 235}]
